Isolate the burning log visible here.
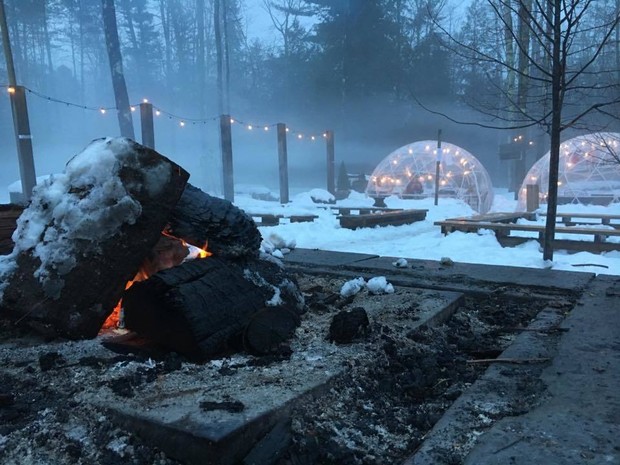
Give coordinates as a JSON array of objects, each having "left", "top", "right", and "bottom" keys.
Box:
[
  {"left": 0, "top": 138, "right": 189, "bottom": 339},
  {"left": 167, "top": 184, "right": 261, "bottom": 259},
  {"left": 122, "top": 255, "right": 305, "bottom": 358}
]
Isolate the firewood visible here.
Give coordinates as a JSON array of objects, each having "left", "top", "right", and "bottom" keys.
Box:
[
  {"left": 167, "top": 184, "right": 262, "bottom": 258},
  {"left": 122, "top": 255, "right": 305, "bottom": 359},
  {"left": 0, "top": 205, "right": 22, "bottom": 255},
  {"left": 0, "top": 138, "right": 189, "bottom": 339}
]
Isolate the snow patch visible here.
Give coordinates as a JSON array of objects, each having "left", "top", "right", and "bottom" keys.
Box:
[
  {"left": 340, "top": 277, "right": 366, "bottom": 297},
  {"left": 366, "top": 276, "right": 394, "bottom": 295}
]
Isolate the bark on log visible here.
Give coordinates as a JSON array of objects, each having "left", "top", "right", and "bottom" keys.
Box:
[
  {"left": 167, "top": 184, "right": 262, "bottom": 259},
  {"left": 122, "top": 255, "right": 305, "bottom": 358},
  {"left": 0, "top": 205, "right": 22, "bottom": 255},
  {"left": 0, "top": 138, "right": 189, "bottom": 339}
]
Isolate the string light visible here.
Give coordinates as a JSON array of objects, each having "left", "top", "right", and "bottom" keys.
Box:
[{"left": 16, "top": 86, "right": 325, "bottom": 142}]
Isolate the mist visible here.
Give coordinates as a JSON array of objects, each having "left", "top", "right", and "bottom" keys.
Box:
[{"left": 1, "top": 0, "right": 617, "bottom": 201}]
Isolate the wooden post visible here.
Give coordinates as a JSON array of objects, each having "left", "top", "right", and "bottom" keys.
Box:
[
  {"left": 219, "top": 114, "right": 234, "bottom": 202},
  {"left": 140, "top": 102, "right": 155, "bottom": 149},
  {"left": 434, "top": 129, "right": 442, "bottom": 206},
  {"left": 1, "top": 2, "right": 36, "bottom": 204},
  {"left": 326, "top": 130, "right": 335, "bottom": 195},
  {"left": 277, "top": 123, "right": 289, "bottom": 204},
  {"left": 526, "top": 184, "right": 540, "bottom": 212},
  {"left": 8, "top": 86, "right": 36, "bottom": 204}
]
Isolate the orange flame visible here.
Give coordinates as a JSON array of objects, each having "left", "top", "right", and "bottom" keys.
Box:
[{"left": 100, "top": 233, "right": 210, "bottom": 331}]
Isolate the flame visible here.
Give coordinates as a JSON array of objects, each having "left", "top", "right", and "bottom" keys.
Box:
[{"left": 101, "top": 233, "right": 210, "bottom": 331}]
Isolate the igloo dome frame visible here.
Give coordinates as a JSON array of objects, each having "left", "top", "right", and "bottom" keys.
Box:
[
  {"left": 517, "top": 132, "right": 620, "bottom": 210},
  {"left": 365, "top": 140, "right": 494, "bottom": 214}
]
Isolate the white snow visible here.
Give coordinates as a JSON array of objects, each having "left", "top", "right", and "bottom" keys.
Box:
[
  {"left": 366, "top": 276, "right": 395, "bottom": 295},
  {"left": 233, "top": 188, "right": 620, "bottom": 276},
  {"left": 340, "top": 277, "right": 366, "bottom": 297}
]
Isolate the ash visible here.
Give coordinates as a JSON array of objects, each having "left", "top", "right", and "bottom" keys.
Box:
[{"left": 0, "top": 273, "right": 546, "bottom": 465}]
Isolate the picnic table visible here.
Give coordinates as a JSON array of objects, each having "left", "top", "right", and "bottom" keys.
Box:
[{"left": 435, "top": 212, "right": 620, "bottom": 253}]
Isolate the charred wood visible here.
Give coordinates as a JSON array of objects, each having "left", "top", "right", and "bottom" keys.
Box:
[
  {"left": 0, "top": 138, "right": 189, "bottom": 339},
  {"left": 167, "top": 184, "right": 261, "bottom": 259},
  {"left": 122, "top": 256, "right": 305, "bottom": 359}
]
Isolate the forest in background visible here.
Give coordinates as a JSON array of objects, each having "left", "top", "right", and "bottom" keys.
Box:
[{"left": 1, "top": 0, "right": 619, "bottom": 194}]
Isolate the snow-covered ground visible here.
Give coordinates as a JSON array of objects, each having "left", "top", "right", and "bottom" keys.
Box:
[
  {"left": 3, "top": 180, "right": 620, "bottom": 276},
  {"left": 234, "top": 187, "right": 620, "bottom": 276}
]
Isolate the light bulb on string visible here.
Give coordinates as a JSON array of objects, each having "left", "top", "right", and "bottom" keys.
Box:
[
  {"left": 247, "top": 124, "right": 253, "bottom": 130},
  {"left": 143, "top": 98, "right": 149, "bottom": 103},
  {"left": 264, "top": 126, "right": 269, "bottom": 131},
  {"left": 297, "top": 134, "right": 303, "bottom": 139},
  {"left": 100, "top": 108, "right": 106, "bottom": 114},
  {"left": 180, "top": 121, "right": 185, "bottom": 127},
  {"left": 130, "top": 106, "right": 136, "bottom": 112},
  {"left": 230, "top": 118, "right": 235, "bottom": 124},
  {"left": 155, "top": 110, "right": 161, "bottom": 116}
]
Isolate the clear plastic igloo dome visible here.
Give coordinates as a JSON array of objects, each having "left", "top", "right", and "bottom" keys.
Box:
[
  {"left": 365, "top": 140, "right": 494, "bottom": 213},
  {"left": 517, "top": 132, "right": 620, "bottom": 210}
]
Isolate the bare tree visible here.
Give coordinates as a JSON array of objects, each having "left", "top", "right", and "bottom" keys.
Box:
[
  {"left": 101, "top": 0, "right": 134, "bottom": 139},
  {"left": 426, "top": 0, "right": 620, "bottom": 261}
]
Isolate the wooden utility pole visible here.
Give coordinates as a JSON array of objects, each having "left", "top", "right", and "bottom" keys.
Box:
[
  {"left": 277, "top": 123, "right": 289, "bottom": 204},
  {"left": 139, "top": 102, "right": 155, "bottom": 149},
  {"left": 219, "top": 114, "right": 234, "bottom": 202},
  {"left": 0, "top": 0, "right": 36, "bottom": 203},
  {"left": 325, "top": 130, "right": 335, "bottom": 195}
]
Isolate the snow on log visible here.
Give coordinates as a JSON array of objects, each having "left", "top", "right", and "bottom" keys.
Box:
[
  {"left": 122, "top": 255, "right": 306, "bottom": 358},
  {"left": 167, "top": 184, "right": 262, "bottom": 259},
  {"left": 0, "top": 137, "right": 189, "bottom": 339}
]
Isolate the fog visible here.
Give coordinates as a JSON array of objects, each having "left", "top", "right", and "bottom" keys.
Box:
[
  {"left": 0, "top": 90, "right": 512, "bottom": 199},
  {"left": 6, "top": 0, "right": 614, "bottom": 200}
]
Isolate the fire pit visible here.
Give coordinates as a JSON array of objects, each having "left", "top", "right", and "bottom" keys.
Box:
[{"left": 0, "top": 137, "right": 305, "bottom": 359}]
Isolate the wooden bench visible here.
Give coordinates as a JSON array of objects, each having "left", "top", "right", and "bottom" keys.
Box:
[
  {"left": 447, "top": 212, "right": 536, "bottom": 223},
  {"left": 435, "top": 219, "right": 620, "bottom": 253},
  {"left": 539, "top": 212, "right": 620, "bottom": 229},
  {"left": 339, "top": 209, "right": 428, "bottom": 230},
  {"left": 248, "top": 213, "right": 319, "bottom": 226}
]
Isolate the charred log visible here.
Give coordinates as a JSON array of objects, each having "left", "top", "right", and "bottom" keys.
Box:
[
  {"left": 167, "top": 184, "right": 261, "bottom": 259},
  {"left": 122, "top": 256, "right": 305, "bottom": 359},
  {"left": 0, "top": 138, "right": 189, "bottom": 339}
]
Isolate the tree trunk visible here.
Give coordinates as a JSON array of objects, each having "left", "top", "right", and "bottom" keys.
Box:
[
  {"left": 0, "top": 138, "right": 189, "bottom": 339},
  {"left": 214, "top": 0, "right": 224, "bottom": 114},
  {"left": 101, "top": 0, "right": 135, "bottom": 139},
  {"left": 543, "top": 0, "right": 562, "bottom": 262}
]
